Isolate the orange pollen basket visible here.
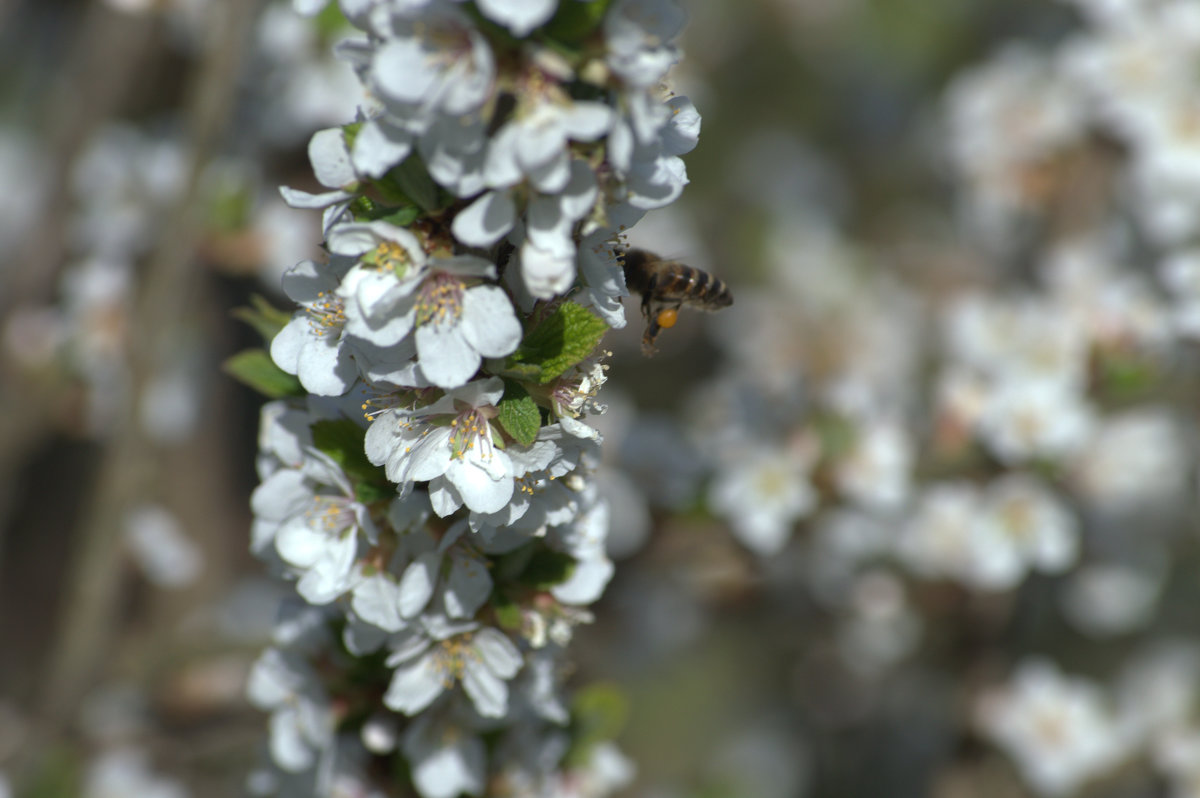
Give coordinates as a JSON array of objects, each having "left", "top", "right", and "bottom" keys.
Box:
[{"left": 656, "top": 308, "right": 679, "bottom": 329}]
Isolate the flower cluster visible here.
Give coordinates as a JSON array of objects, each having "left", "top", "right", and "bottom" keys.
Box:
[{"left": 246, "top": 1, "right": 695, "bottom": 795}]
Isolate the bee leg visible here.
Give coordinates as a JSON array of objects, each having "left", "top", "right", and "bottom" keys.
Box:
[{"left": 642, "top": 313, "right": 661, "bottom": 356}]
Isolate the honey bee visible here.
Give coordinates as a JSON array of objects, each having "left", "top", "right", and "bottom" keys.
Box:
[{"left": 622, "top": 248, "right": 734, "bottom": 355}]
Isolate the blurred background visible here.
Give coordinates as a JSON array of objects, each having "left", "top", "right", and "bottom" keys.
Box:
[{"left": 5, "top": 0, "right": 1200, "bottom": 796}]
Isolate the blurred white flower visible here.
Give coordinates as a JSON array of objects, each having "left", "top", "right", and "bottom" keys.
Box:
[
  {"left": 833, "top": 417, "right": 913, "bottom": 512},
  {"left": 1069, "top": 408, "right": 1191, "bottom": 511},
  {"left": 83, "top": 748, "right": 188, "bottom": 798},
  {"left": 977, "top": 377, "right": 1094, "bottom": 465},
  {"left": 1060, "top": 561, "right": 1164, "bottom": 637},
  {"left": 123, "top": 505, "right": 203, "bottom": 589},
  {"left": 976, "top": 659, "right": 1128, "bottom": 797},
  {"left": 711, "top": 441, "right": 819, "bottom": 556}
]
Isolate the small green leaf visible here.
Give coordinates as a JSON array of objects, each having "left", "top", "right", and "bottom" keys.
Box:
[
  {"left": 566, "top": 683, "right": 630, "bottom": 766},
  {"left": 813, "top": 411, "right": 857, "bottom": 461},
  {"left": 314, "top": 1, "right": 350, "bottom": 43},
  {"left": 378, "top": 205, "right": 421, "bottom": 227},
  {"left": 519, "top": 547, "right": 576, "bottom": 590},
  {"left": 492, "top": 592, "right": 523, "bottom": 631},
  {"left": 348, "top": 196, "right": 421, "bottom": 227},
  {"left": 223, "top": 349, "right": 304, "bottom": 398},
  {"left": 232, "top": 294, "right": 294, "bottom": 343},
  {"left": 354, "top": 481, "right": 393, "bottom": 504},
  {"left": 497, "top": 380, "right": 541, "bottom": 445},
  {"left": 311, "top": 419, "right": 390, "bottom": 487},
  {"left": 543, "top": 0, "right": 611, "bottom": 46},
  {"left": 508, "top": 302, "right": 609, "bottom": 383},
  {"left": 376, "top": 155, "right": 444, "bottom": 213}
]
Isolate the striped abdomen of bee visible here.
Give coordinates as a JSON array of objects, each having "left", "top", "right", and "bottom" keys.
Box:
[{"left": 622, "top": 248, "right": 734, "bottom": 355}]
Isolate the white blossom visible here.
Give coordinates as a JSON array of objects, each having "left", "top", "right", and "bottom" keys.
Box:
[{"left": 977, "top": 659, "right": 1129, "bottom": 796}]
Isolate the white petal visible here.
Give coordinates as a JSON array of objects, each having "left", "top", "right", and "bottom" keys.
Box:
[
  {"left": 462, "top": 659, "right": 509, "bottom": 718},
  {"left": 459, "top": 286, "right": 522, "bottom": 357},
  {"left": 250, "top": 468, "right": 312, "bottom": 522},
  {"left": 391, "top": 426, "right": 453, "bottom": 483},
  {"left": 416, "top": 322, "right": 481, "bottom": 389},
  {"left": 428, "top": 477, "right": 465, "bottom": 517},
  {"left": 410, "top": 735, "right": 485, "bottom": 798},
  {"left": 398, "top": 552, "right": 439, "bottom": 618},
  {"left": 473, "top": 627, "right": 522, "bottom": 677},
  {"left": 663, "top": 95, "right": 701, "bottom": 155},
  {"left": 483, "top": 124, "right": 523, "bottom": 188},
  {"left": 269, "top": 707, "right": 316, "bottom": 772},
  {"left": 444, "top": 552, "right": 493, "bottom": 619},
  {"left": 268, "top": 317, "right": 307, "bottom": 375},
  {"left": 520, "top": 241, "right": 576, "bottom": 299},
  {"left": 309, "top": 128, "right": 356, "bottom": 189},
  {"left": 295, "top": 332, "right": 356, "bottom": 397},
  {"left": 450, "top": 375, "right": 506, "bottom": 408},
  {"left": 384, "top": 653, "right": 446, "bottom": 716},
  {"left": 562, "top": 101, "right": 613, "bottom": 140},
  {"left": 352, "top": 574, "right": 406, "bottom": 633},
  {"left": 446, "top": 458, "right": 514, "bottom": 514},
  {"left": 451, "top": 190, "right": 515, "bottom": 247},
  {"left": 476, "top": 0, "right": 556, "bottom": 35},
  {"left": 527, "top": 150, "right": 571, "bottom": 193},
  {"left": 551, "top": 556, "right": 614, "bottom": 605},
  {"left": 275, "top": 518, "right": 328, "bottom": 568},
  {"left": 527, "top": 196, "right": 574, "bottom": 256},
  {"left": 559, "top": 160, "right": 598, "bottom": 221},
  {"left": 352, "top": 118, "right": 413, "bottom": 179},
  {"left": 279, "top": 185, "right": 354, "bottom": 209},
  {"left": 516, "top": 112, "right": 566, "bottom": 172},
  {"left": 373, "top": 39, "right": 439, "bottom": 105}
]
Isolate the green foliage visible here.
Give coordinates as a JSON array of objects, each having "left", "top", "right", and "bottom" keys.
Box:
[
  {"left": 313, "top": 0, "right": 350, "bottom": 43},
  {"left": 565, "top": 683, "right": 630, "bottom": 767},
  {"left": 519, "top": 547, "right": 577, "bottom": 590},
  {"left": 543, "top": 0, "right": 611, "bottom": 46},
  {"left": 494, "top": 542, "right": 576, "bottom": 589},
  {"left": 311, "top": 419, "right": 391, "bottom": 489},
  {"left": 21, "top": 744, "right": 83, "bottom": 798},
  {"left": 349, "top": 195, "right": 422, "bottom": 228},
  {"left": 813, "top": 411, "right": 857, "bottom": 461},
  {"left": 232, "top": 294, "right": 294, "bottom": 343},
  {"left": 504, "top": 302, "right": 609, "bottom": 383},
  {"left": 207, "top": 179, "right": 253, "bottom": 232},
  {"left": 377, "top": 155, "right": 446, "bottom": 214},
  {"left": 223, "top": 349, "right": 304, "bottom": 399},
  {"left": 492, "top": 591, "right": 524, "bottom": 631},
  {"left": 497, "top": 380, "right": 542, "bottom": 445}
]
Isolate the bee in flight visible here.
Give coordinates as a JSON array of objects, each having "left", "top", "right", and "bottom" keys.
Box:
[{"left": 622, "top": 248, "right": 734, "bottom": 356}]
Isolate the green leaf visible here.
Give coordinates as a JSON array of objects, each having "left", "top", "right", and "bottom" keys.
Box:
[
  {"left": 519, "top": 547, "right": 576, "bottom": 590},
  {"left": 543, "top": 0, "right": 611, "bottom": 46},
  {"left": 311, "top": 419, "right": 390, "bottom": 488},
  {"left": 508, "top": 302, "right": 609, "bottom": 384},
  {"left": 376, "top": 155, "right": 444, "bottom": 214},
  {"left": 232, "top": 294, "right": 294, "bottom": 343},
  {"left": 354, "top": 481, "right": 393, "bottom": 504},
  {"left": 314, "top": 0, "right": 350, "bottom": 43},
  {"left": 378, "top": 205, "right": 421, "bottom": 227},
  {"left": 497, "top": 380, "right": 541, "bottom": 445},
  {"left": 566, "top": 683, "right": 630, "bottom": 766},
  {"left": 348, "top": 195, "right": 421, "bottom": 227},
  {"left": 492, "top": 591, "right": 523, "bottom": 631},
  {"left": 813, "top": 411, "right": 857, "bottom": 461},
  {"left": 23, "top": 743, "right": 84, "bottom": 798},
  {"left": 223, "top": 349, "right": 304, "bottom": 398}
]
